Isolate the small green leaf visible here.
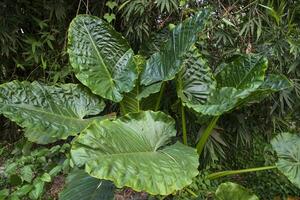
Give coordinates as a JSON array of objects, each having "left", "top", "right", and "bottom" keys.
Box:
[
  {"left": 15, "top": 184, "right": 33, "bottom": 196},
  {"left": 215, "top": 182, "right": 259, "bottom": 200},
  {"left": 168, "top": 23, "right": 175, "bottom": 31},
  {"left": 5, "top": 162, "right": 18, "bottom": 174},
  {"left": 179, "top": 0, "right": 186, "bottom": 6},
  {"left": 29, "top": 180, "right": 44, "bottom": 200},
  {"left": 40, "top": 173, "right": 51, "bottom": 182},
  {"left": 0, "top": 189, "right": 9, "bottom": 199},
  {"left": 49, "top": 145, "right": 61, "bottom": 154},
  {"left": 106, "top": 1, "right": 117, "bottom": 10},
  {"left": 104, "top": 13, "right": 116, "bottom": 23},
  {"left": 20, "top": 165, "right": 33, "bottom": 183},
  {"left": 222, "top": 18, "right": 235, "bottom": 27},
  {"left": 48, "top": 166, "right": 62, "bottom": 177},
  {"left": 62, "top": 159, "right": 70, "bottom": 173}
]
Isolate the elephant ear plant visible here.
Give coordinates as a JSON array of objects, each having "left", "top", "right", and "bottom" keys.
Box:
[
  {"left": 176, "top": 52, "right": 292, "bottom": 153},
  {"left": 0, "top": 10, "right": 209, "bottom": 198},
  {"left": 0, "top": 8, "right": 298, "bottom": 199}
]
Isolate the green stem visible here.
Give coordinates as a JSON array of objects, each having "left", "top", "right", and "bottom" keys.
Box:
[
  {"left": 181, "top": 104, "right": 187, "bottom": 145},
  {"left": 207, "top": 165, "right": 277, "bottom": 180},
  {"left": 155, "top": 82, "right": 166, "bottom": 111},
  {"left": 196, "top": 116, "right": 220, "bottom": 155},
  {"left": 185, "top": 188, "right": 197, "bottom": 197}
]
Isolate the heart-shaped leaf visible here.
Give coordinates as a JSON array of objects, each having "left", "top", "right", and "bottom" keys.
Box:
[
  {"left": 216, "top": 54, "right": 267, "bottom": 92},
  {"left": 71, "top": 111, "right": 199, "bottom": 195},
  {"left": 68, "top": 15, "right": 138, "bottom": 102},
  {"left": 0, "top": 81, "right": 105, "bottom": 144},
  {"left": 106, "top": 1, "right": 117, "bottom": 10},
  {"left": 141, "top": 9, "right": 211, "bottom": 86},
  {"left": 104, "top": 13, "right": 116, "bottom": 23},
  {"left": 271, "top": 132, "right": 300, "bottom": 189},
  {"left": 181, "top": 54, "right": 290, "bottom": 116}
]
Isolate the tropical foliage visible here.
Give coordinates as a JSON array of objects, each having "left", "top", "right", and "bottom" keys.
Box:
[{"left": 1, "top": 0, "right": 300, "bottom": 199}]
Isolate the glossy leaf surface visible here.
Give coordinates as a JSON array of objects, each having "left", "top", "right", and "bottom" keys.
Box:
[
  {"left": 0, "top": 81, "right": 104, "bottom": 144},
  {"left": 239, "top": 74, "right": 292, "bottom": 104},
  {"left": 71, "top": 111, "right": 199, "bottom": 195},
  {"left": 59, "top": 169, "right": 115, "bottom": 200},
  {"left": 68, "top": 15, "right": 138, "bottom": 102},
  {"left": 216, "top": 54, "right": 267, "bottom": 92},
  {"left": 141, "top": 10, "right": 210, "bottom": 85},
  {"left": 271, "top": 132, "right": 300, "bottom": 189},
  {"left": 215, "top": 182, "right": 259, "bottom": 200},
  {"left": 182, "top": 54, "right": 290, "bottom": 116},
  {"left": 185, "top": 87, "right": 240, "bottom": 116},
  {"left": 177, "top": 46, "right": 216, "bottom": 105}
]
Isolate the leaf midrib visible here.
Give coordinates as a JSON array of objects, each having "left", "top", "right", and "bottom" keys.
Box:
[
  {"left": 82, "top": 19, "right": 115, "bottom": 87},
  {"left": 236, "top": 58, "right": 265, "bottom": 89},
  {"left": 0, "top": 102, "right": 88, "bottom": 123}
]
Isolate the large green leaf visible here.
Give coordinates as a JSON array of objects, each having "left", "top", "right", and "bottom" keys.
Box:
[
  {"left": 177, "top": 46, "right": 216, "bottom": 105},
  {"left": 184, "top": 87, "right": 240, "bottom": 116},
  {"left": 140, "top": 9, "right": 211, "bottom": 85},
  {"left": 271, "top": 132, "right": 300, "bottom": 189},
  {"left": 216, "top": 54, "right": 267, "bottom": 92},
  {"left": 0, "top": 81, "right": 105, "bottom": 144},
  {"left": 71, "top": 111, "right": 199, "bottom": 195},
  {"left": 181, "top": 54, "right": 290, "bottom": 116},
  {"left": 68, "top": 15, "right": 138, "bottom": 102},
  {"left": 238, "top": 74, "right": 292, "bottom": 105},
  {"left": 215, "top": 182, "right": 259, "bottom": 200},
  {"left": 59, "top": 169, "right": 115, "bottom": 200}
]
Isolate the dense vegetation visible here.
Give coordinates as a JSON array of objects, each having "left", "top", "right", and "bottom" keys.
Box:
[{"left": 1, "top": 0, "right": 300, "bottom": 199}]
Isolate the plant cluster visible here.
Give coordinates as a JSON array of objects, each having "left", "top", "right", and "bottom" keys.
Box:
[
  {"left": 0, "top": 140, "right": 70, "bottom": 199},
  {"left": 0, "top": 7, "right": 299, "bottom": 199},
  {"left": 1, "top": 0, "right": 300, "bottom": 199}
]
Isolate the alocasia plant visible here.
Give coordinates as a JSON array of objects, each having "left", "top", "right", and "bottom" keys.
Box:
[
  {"left": 0, "top": 7, "right": 297, "bottom": 199},
  {"left": 176, "top": 52, "right": 291, "bottom": 153},
  {"left": 0, "top": 10, "right": 211, "bottom": 197}
]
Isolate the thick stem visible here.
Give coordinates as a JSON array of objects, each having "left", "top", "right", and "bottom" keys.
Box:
[
  {"left": 181, "top": 104, "right": 187, "bottom": 145},
  {"left": 207, "top": 165, "right": 277, "bottom": 180},
  {"left": 155, "top": 82, "right": 166, "bottom": 111},
  {"left": 196, "top": 116, "right": 220, "bottom": 155}
]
